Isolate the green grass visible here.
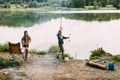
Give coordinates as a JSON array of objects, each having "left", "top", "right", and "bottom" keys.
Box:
[
  {"left": 0, "top": 57, "right": 20, "bottom": 68},
  {"left": 29, "top": 49, "right": 47, "bottom": 55},
  {"left": 56, "top": 53, "right": 73, "bottom": 59},
  {"left": 10, "top": 4, "right": 16, "bottom": 9},
  {"left": 0, "top": 43, "right": 9, "bottom": 52},
  {"left": 48, "top": 45, "right": 59, "bottom": 54},
  {"left": 100, "top": 7, "right": 116, "bottom": 10},
  {"left": 90, "top": 48, "right": 107, "bottom": 60},
  {"left": 111, "top": 55, "right": 120, "bottom": 64},
  {"left": 10, "top": 4, "right": 25, "bottom": 9},
  {"left": 89, "top": 48, "right": 120, "bottom": 65},
  {"left": 84, "top": 6, "right": 95, "bottom": 10}
]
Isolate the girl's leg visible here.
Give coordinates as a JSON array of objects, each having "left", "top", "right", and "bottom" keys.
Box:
[{"left": 25, "top": 48, "right": 28, "bottom": 60}]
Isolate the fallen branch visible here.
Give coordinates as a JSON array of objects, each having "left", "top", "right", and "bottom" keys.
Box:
[{"left": 86, "top": 61, "right": 107, "bottom": 70}]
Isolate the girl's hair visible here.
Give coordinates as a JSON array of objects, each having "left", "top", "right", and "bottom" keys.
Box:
[{"left": 24, "top": 30, "right": 28, "bottom": 39}]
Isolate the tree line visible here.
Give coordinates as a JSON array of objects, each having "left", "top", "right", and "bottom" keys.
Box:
[{"left": 0, "top": 0, "right": 120, "bottom": 9}]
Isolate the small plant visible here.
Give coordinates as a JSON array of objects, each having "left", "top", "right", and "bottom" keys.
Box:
[
  {"left": 64, "top": 53, "right": 70, "bottom": 58},
  {"left": 29, "top": 49, "right": 37, "bottom": 54},
  {"left": 56, "top": 53, "right": 73, "bottom": 59},
  {"left": 29, "top": 49, "right": 47, "bottom": 55},
  {"left": 106, "top": 5, "right": 113, "bottom": 8},
  {"left": 0, "top": 43, "right": 9, "bottom": 52},
  {"left": 84, "top": 6, "right": 94, "bottom": 10},
  {"left": 48, "top": 45, "right": 59, "bottom": 53},
  {"left": 0, "top": 57, "right": 20, "bottom": 68},
  {"left": 3, "top": 3, "right": 10, "bottom": 8},
  {"left": 111, "top": 55, "right": 120, "bottom": 64},
  {"left": 90, "top": 48, "right": 106, "bottom": 60},
  {"left": 36, "top": 50, "right": 47, "bottom": 55}
]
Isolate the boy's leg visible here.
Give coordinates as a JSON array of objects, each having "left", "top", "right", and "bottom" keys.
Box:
[
  {"left": 59, "top": 44, "right": 65, "bottom": 60},
  {"left": 61, "top": 50, "right": 64, "bottom": 60},
  {"left": 60, "top": 45, "right": 64, "bottom": 60}
]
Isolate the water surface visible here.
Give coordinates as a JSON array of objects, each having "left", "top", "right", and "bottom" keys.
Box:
[{"left": 0, "top": 10, "right": 120, "bottom": 59}]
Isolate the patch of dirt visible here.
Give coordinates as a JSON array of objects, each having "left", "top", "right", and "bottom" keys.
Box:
[{"left": 0, "top": 53, "right": 120, "bottom": 80}]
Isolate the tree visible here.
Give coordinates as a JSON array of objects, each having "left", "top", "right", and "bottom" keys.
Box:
[{"left": 113, "top": 0, "right": 120, "bottom": 9}]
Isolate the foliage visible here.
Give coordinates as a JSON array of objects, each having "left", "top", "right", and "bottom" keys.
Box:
[
  {"left": 57, "top": 53, "right": 73, "bottom": 59},
  {"left": 29, "top": 49, "right": 47, "bottom": 55},
  {"left": 48, "top": 45, "right": 59, "bottom": 53},
  {"left": 0, "top": 57, "right": 20, "bottom": 68},
  {"left": 90, "top": 48, "right": 107, "bottom": 60},
  {"left": 1, "top": 10, "right": 120, "bottom": 27},
  {"left": 0, "top": 43, "right": 9, "bottom": 52},
  {"left": 0, "top": 11, "right": 59, "bottom": 27},
  {"left": 111, "top": 55, "right": 120, "bottom": 64},
  {"left": 1, "top": 3, "right": 10, "bottom": 8},
  {"left": 36, "top": 50, "right": 47, "bottom": 55},
  {"left": 29, "top": 49, "right": 37, "bottom": 54},
  {"left": 106, "top": 5, "right": 113, "bottom": 8},
  {"left": 113, "top": 0, "right": 120, "bottom": 9},
  {"left": 0, "top": 0, "right": 120, "bottom": 9},
  {"left": 28, "top": 0, "right": 38, "bottom": 8},
  {"left": 84, "top": 6, "right": 94, "bottom": 10}
]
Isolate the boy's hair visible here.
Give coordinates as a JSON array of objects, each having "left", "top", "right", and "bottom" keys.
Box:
[{"left": 58, "top": 30, "right": 62, "bottom": 34}]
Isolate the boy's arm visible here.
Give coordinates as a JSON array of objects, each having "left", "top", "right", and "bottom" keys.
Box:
[{"left": 63, "top": 36, "right": 69, "bottom": 39}]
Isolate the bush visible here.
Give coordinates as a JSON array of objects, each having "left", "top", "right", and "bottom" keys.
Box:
[
  {"left": 106, "top": 5, "right": 113, "bottom": 8},
  {"left": 0, "top": 57, "right": 20, "bottom": 68},
  {"left": 28, "top": 1, "right": 34, "bottom": 8},
  {"left": 64, "top": 53, "right": 70, "bottom": 58},
  {"left": 29, "top": 49, "right": 37, "bottom": 54},
  {"left": 90, "top": 48, "right": 106, "bottom": 60},
  {"left": 84, "top": 6, "right": 94, "bottom": 10},
  {"left": 111, "top": 55, "right": 120, "bottom": 64},
  {"left": 28, "top": 0, "right": 39, "bottom": 8},
  {"left": 2, "top": 3, "right": 10, "bottom": 8},
  {"left": 29, "top": 49, "right": 47, "bottom": 55},
  {"left": 48, "top": 45, "right": 59, "bottom": 53},
  {"left": 0, "top": 43, "right": 9, "bottom": 52},
  {"left": 36, "top": 50, "right": 47, "bottom": 55},
  {"left": 57, "top": 53, "right": 73, "bottom": 59}
]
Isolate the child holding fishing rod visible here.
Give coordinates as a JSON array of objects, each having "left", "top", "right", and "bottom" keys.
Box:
[{"left": 57, "top": 28, "right": 70, "bottom": 61}]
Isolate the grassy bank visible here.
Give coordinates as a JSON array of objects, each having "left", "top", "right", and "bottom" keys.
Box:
[
  {"left": 89, "top": 47, "right": 120, "bottom": 64},
  {"left": 0, "top": 43, "right": 9, "bottom": 52},
  {"left": 0, "top": 43, "right": 120, "bottom": 65},
  {"left": 0, "top": 6, "right": 117, "bottom": 12},
  {"left": 30, "top": 45, "right": 73, "bottom": 59},
  {"left": 0, "top": 57, "right": 20, "bottom": 68}
]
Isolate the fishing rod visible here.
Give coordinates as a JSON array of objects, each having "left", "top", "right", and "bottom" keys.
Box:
[
  {"left": 59, "top": 0, "right": 71, "bottom": 43},
  {"left": 59, "top": 0, "right": 63, "bottom": 31}
]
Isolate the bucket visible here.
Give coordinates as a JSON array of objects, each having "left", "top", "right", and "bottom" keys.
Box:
[{"left": 107, "top": 62, "right": 115, "bottom": 71}]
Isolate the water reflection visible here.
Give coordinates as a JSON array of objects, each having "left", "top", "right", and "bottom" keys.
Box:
[
  {"left": 0, "top": 11, "right": 120, "bottom": 27},
  {"left": 0, "top": 11, "right": 58, "bottom": 27},
  {"left": 0, "top": 18, "right": 120, "bottom": 59},
  {"left": 63, "top": 13, "right": 120, "bottom": 21}
]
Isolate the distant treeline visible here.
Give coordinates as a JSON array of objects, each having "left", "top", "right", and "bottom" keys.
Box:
[{"left": 0, "top": 0, "right": 120, "bottom": 9}]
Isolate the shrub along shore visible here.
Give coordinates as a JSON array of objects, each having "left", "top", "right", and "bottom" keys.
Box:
[
  {"left": 0, "top": 43, "right": 120, "bottom": 64},
  {"left": 0, "top": 43, "right": 73, "bottom": 68}
]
